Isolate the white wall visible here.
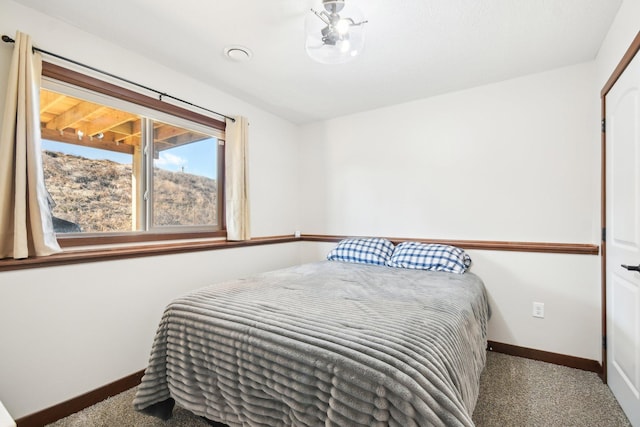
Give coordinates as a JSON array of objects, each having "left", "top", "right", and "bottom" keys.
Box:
[
  {"left": 596, "top": 0, "right": 640, "bottom": 88},
  {"left": 1, "top": 0, "right": 638, "bottom": 420},
  {"left": 0, "top": 0, "right": 300, "bottom": 239},
  {"left": 0, "top": 0, "right": 300, "bottom": 419},
  {"left": 298, "top": 62, "right": 603, "bottom": 362},
  {"left": 0, "top": 245, "right": 302, "bottom": 419},
  {"left": 299, "top": 62, "right": 599, "bottom": 242}
]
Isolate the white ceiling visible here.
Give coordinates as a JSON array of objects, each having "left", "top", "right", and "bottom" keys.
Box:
[{"left": 14, "top": 0, "right": 622, "bottom": 124}]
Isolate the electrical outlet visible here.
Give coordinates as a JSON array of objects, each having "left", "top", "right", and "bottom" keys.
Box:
[{"left": 532, "top": 302, "right": 545, "bottom": 318}]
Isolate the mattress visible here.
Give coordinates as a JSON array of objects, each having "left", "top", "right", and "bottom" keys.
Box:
[{"left": 134, "top": 261, "right": 490, "bottom": 426}]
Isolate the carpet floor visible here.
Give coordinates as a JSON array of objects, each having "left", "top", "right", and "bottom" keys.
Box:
[{"left": 46, "top": 351, "right": 630, "bottom": 427}]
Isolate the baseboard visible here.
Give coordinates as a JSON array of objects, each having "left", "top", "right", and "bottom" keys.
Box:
[
  {"left": 14, "top": 342, "right": 602, "bottom": 426},
  {"left": 488, "top": 340, "right": 602, "bottom": 374},
  {"left": 15, "top": 370, "right": 144, "bottom": 427}
]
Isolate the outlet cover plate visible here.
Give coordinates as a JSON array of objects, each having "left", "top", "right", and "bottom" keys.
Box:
[{"left": 533, "top": 302, "right": 545, "bottom": 318}]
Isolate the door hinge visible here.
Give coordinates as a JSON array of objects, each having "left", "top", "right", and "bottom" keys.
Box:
[
  {"left": 602, "top": 118, "right": 606, "bottom": 133},
  {"left": 602, "top": 227, "right": 606, "bottom": 242},
  {"left": 602, "top": 335, "right": 607, "bottom": 350}
]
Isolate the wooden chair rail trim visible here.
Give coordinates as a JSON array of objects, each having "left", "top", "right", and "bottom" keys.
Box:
[
  {"left": 301, "top": 234, "right": 599, "bottom": 255},
  {"left": 0, "top": 233, "right": 599, "bottom": 272}
]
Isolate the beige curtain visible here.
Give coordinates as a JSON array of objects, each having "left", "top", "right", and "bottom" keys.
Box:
[
  {"left": 0, "top": 31, "right": 61, "bottom": 259},
  {"left": 225, "top": 116, "right": 250, "bottom": 241}
]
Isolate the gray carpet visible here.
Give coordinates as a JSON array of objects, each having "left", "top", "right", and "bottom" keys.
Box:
[
  {"left": 46, "top": 352, "right": 630, "bottom": 427},
  {"left": 472, "top": 352, "right": 630, "bottom": 427}
]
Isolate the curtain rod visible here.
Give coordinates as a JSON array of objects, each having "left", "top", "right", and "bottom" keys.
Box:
[{"left": 1, "top": 35, "right": 235, "bottom": 123}]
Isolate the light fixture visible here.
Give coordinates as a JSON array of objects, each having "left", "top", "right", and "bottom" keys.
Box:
[
  {"left": 305, "top": 0, "right": 368, "bottom": 64},
  {"left": 224, "top": 46, "right": 252, "bottom": 62}
]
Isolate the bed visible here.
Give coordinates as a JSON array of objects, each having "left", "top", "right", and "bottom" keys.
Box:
[{"left": 133, "top": 252, "right": 489, "bottom": 426}]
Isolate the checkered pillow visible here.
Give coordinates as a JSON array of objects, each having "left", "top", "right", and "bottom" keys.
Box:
[
  {"left": 327, "top": 237, "right": 395, "bottom": 266},
  {"left": 387, "top": 242, "right": 471, "bottom": 273}
]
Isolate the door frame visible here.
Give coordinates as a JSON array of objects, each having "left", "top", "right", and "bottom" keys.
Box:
[{"left": 600, "top": 30, "right": 640, "bottom": 383}]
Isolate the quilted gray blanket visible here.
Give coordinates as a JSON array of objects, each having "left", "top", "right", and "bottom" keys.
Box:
[{"left": 134, "top": 261, "right": 489, "bottom": 426}]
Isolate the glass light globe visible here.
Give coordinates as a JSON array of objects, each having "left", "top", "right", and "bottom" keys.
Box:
[{"left": 305, "top": 0, "right": 366, "bottom": 64}]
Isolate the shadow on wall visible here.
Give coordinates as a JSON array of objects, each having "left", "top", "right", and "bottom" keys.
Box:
[{"left": 467, "top": 250, "right": 520, "bottom": 347}]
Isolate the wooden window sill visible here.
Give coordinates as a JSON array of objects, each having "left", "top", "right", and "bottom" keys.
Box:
[{"left": 0, "top": 235, "right": 299, "bottom": 272}]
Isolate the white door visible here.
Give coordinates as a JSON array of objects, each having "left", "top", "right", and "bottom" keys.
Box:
[{"left": 606, "top": 48, "right": 640, "bottom": 427}]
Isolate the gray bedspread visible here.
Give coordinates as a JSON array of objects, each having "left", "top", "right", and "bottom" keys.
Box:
[{"left": 134, "top": 261, "right": 490, "bottom": 426}]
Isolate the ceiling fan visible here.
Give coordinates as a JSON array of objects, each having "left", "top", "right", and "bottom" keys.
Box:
[{"left": 305, "top": 0, "right": 368, "bottom": 64}]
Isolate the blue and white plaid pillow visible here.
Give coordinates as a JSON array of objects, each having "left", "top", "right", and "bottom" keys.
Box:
[
  {"left": 327, "top": 237, "right": 395, "bottom": 266},
  {"left": 387, "top": 242, "right": 471, "bottom": 273}
]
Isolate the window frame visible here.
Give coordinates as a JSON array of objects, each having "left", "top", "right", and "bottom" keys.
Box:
[{"left": 41, "top": 62, "right": 227, "bottom": 248}]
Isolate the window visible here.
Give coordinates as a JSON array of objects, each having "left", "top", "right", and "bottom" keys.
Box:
[{"left": 40, "top": 62, "right": 226, "bottom": 247}]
